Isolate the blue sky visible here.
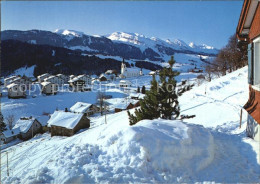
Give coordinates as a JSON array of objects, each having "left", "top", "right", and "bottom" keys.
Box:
[{"left": 1, "top": 1, "right": 243, "bottom": 49}]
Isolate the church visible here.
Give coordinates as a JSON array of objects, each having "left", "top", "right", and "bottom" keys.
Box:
[{"left": 120, "top": 59, "right": 142, "bottom": 78}]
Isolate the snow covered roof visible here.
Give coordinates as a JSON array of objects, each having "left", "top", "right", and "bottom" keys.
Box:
[
  {"left": 13, "top": 117, "right": 36, "bottom": 133},
  {"left": 44, "top": 76, "right": 57, "bottom": 81},
  {"left": 38, "top": 73, "right": 49, "bottom": 78},
  {"left": 56, "top": 74, "right": 65, "bottom": 77},
  {"left": 1, "top": 128, "right": 20, "bottom": 138},
  {"left": 41, "top": 81, "right": 51, "bottom": 86},
  {"left": 125, "top": 67, "right": 140, "bottom": 73},
  {"left": 114, "top": 102, "right": 132, "bottom": 109},
  {"left": 120, "top": 80, "right": 132, "bottom": 84},
  {"left": 6, "top": 83, "right": 18, "bottom": 89},
  {"left": 70, "top": 102, "right": 93, "bottom": 113},
  {"left": 5, "top": 76, "right": 17, "bottom": 82},
  {"left": 99, "top": 74, "right": 108, "bottom": 79},
  {"left": 47, "top": 111, "right": 84, "bottom": 129}
]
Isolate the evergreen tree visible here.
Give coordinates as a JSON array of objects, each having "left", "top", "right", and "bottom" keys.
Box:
[
  {"left": 0, "top": 112, "right": 7, "bottom": 132},
  {"left": 128, "top": 55, "right": 194, "bottom": 125},
  {"left": 141, "top": 86, "right": 146, "bottom": 94},
  {"left": 137, "top": 86, "right": 140, "bottom": 93}
]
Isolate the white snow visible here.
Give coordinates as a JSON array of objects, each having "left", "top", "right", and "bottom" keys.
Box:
[
  {"left": 47, "top": 111, "right": 83, "bottom": 129},
  {"left": 69, "top": 46, "right": 98, "bottom": 52},
  {"left": 54, "top": 29, "right": 84, "bottom": 37},
  {"left": 70, "top": 102, "right": 93, "bottom": 113},
  {"left": 2, "top": 128, "right": 20, "bottom": 138},
  {"left": 13, "top": 118, "right": 35, "bottom": 133},
  {"left": 107, "top": 31, "right": 218, "bottom": 55},
  {"left": 1, "top": 66, "right": 259, "bottom": 183},
  {"left": 12, "top": 65, "right": 36, "bottom": 78}
]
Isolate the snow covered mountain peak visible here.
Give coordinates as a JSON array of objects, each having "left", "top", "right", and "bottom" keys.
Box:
[
  {"left": 54, "top": 29, "right": 84, "bottom": 37},
  {"left": 106, "top": 31, "right": 218, "bottom": 55},
  {"left": 107, "top": 32, "right": 146, "bottom": 45},
  {"left": 189, "top": 42, "right": 196, "bottom": 48}
]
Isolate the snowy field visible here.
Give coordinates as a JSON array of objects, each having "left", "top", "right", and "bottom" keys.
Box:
[{"left": 1, "top": 67, "right": 260, "bottom": 183}]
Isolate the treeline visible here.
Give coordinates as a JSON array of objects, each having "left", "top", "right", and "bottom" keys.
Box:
[
  {"left": 1, "top": 40, "right": 164, "bottom": 77},
  {"left": 203, "top": 34, "right": 247, "bottom": 81},
  {"left": 135, "top": 61, "right": 163, "bottom": 71}
]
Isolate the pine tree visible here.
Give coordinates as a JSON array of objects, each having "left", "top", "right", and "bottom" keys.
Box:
[
  {"left": 157, "top": 55, "right": 182, "bottom": 119},
  {"left": 127, "top": 55, "right": 194, "bottom": 125},
  {"left": 137, "top": 86, "right": 140, "bottom": 93},
  {"left": 141, "top": 86, "right": 146, "bottom": 94},
  {"left": 0, "top": 112, "right": 7, "bottom": 132},
  {"left": 128, "top": 75, "right": 160, "bottom": 125}
]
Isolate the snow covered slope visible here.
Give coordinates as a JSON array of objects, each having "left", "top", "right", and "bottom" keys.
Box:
[{"left": 1, "top": 67, "right": 259, "bottom": 183}]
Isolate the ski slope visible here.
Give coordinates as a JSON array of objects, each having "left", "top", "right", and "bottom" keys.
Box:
[{"left": 1, "top": 67, "right": 259, "bottom": 183}]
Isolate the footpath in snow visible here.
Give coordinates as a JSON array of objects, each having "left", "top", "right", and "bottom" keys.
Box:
[{"left": 1, "top": 66, "right": 259, "bottom": 183}]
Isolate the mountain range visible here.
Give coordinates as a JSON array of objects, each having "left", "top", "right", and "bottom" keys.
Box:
[{"left": 1, "top": 29, "right": 218, "bottom": 76}]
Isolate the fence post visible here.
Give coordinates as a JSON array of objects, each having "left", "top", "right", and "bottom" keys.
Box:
[{"left": 240, "top": 109, "right": 242, "bottom": 128}]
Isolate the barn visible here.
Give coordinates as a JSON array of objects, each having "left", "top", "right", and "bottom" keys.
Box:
[{"left": 47, "top": 111, "right": 90, "bottom": 136}]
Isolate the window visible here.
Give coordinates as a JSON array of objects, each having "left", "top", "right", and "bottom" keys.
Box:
[
  {"left": 248, "top": 43, "right": 254, "bottom": 85},
  {"left": 253, "top": 37, "right": 260, "bottom": 85}
]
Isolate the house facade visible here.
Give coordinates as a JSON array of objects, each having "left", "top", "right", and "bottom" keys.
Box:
[
  {"left": 56, "top": 74, "right": 69, "bottom": 84},
  {"left": 41, "top": 82, "right": 58, "bottom": 95},
  {"left": 13, "top": 117, "right": 42, "bottom": 140},
  {"left": 6, "top": 83, "right": 26, "bottom": 98},
  {"left": 70, "top": 102, "right": 98, "bottom": 116},
  {"left": 236, "top": 0, "right": 260, "bottom": 141}
]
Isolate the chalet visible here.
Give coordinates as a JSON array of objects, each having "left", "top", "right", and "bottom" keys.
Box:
[
  {"left": 13, "top": 117, "right": 42, "bottom": 140},
  {"left": 236, "top": 0, "right": 260, "bottom": 141},
  {"left": 0, "top": 128, "right": 20, "bottom": 144},
  {"left": 99, "top": 74, "right": 109, "bottom": 81},
  {"left": 70, "top": 102, "right": 98, "bottom": 116},
  {"left": 47, "top": 111, "right": 90, "bottom": 136},
  {"left": 68, "top": 77, "right": 85, "bottom": 91},
  {"left": 119, "top": 80, "right": 132, "bottom": 87},
  {"left": 41, "top": 82, "right": 58, "bottom": 95},
  {"left": 114, "top": 102, "right": 134, "bottom": 113},
  {"left": 6, "top": 83, "right": 26, "bottom": 98},
  {"left": 56, "top": 74, "right": 69, "bottom": 83},
  {"left": 77, "top": 74, "right": 91, "bottom": 85},
  {"left": 38, "top": 73, "right": 50, "bottom": 83}
]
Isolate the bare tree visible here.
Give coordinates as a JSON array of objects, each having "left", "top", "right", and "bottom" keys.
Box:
[
  {"left": 204, "top": 64, "right": 213, "bottom": 82},
  {"left": 6, "top": 115, "right": 15, "bottom": 130},
  {"left": 97, "top": 92, "right": 105, "bottom": 116}
]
